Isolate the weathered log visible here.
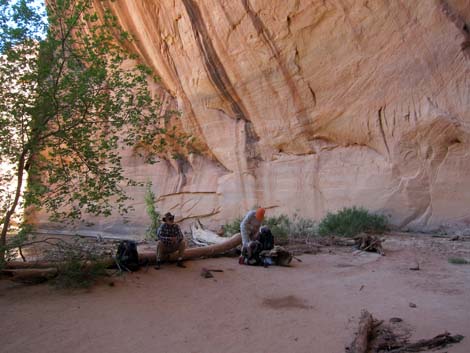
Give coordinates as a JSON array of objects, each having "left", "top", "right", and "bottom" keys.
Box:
[
  {"left": 5, "top": 258, "right": 115, "bottom": 270},
  {"left": 355, "top": 234, "right": 385, "bottom": 255},
  {"left": 346, "top": 311, "right": 465, "bottom": 353},
  {"left": 191, "top": 219, "right": 227, "bottom": 245},
  {"left": 5, "top": 233, "right": 242, "bottom": 269},
  {"left": 347, "top": 310, "right": 374, "bottom": 353},
  {"left": 385, "top": 332, "right": 464, "bottom": 353},
  {"left": 326, "top": 236, "right": 356, "bottom": 246},
  {"left": 139, "top": 233, "right": 241, "bottom": 263},
  {"left": 1, "top": 268, "right": 58, "bottom": 284}
]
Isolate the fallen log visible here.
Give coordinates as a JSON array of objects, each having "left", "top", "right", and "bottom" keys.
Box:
[
  {"left": 355, "top": 234, "right": 385, "bottom": 255},
  {"left": 191, "top": 219, "right": 227, "bottom": 245},
  {"left": 139, "top": 233, "right": 241, "bottom": 263},
  {"left": 346, "top": 311, "right": 465, "bottom": 353},
  {"left": 347, "top": 310, "right": 374, "bottom": 353},
  {"left": 1, "top": 268, "right": 58, "bottom": 284},
  {"left": 5, "top": 233, "right": 242, "bottom": 270},
  {"left": 5, "top": 258, "right": 115, "bottom": 270},
  {"left": 384, "top": 332, "right": 464, "bottom": 353}
]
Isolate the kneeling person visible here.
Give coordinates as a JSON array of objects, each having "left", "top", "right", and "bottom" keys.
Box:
[
  {"left": 240, "top": 208, "right": 265, "bottom": 265},
  {"left": 155, "top": 212, "right": 186, "bottom": 269}
]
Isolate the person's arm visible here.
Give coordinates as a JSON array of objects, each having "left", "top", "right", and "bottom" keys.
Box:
[
  {"left": 240, "top": 211, "right": 255, "bottom": 246},
  {"left": 254, "top": 222, "right": 262, "bottom": 239},
  {"left": 156, "top": 224, "right": 164, "bottom": 240},
  {"left": 176, "top": 225, "right": 184, "bottom": 241}
]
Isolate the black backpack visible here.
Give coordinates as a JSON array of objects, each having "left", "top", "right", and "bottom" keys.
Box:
[
  {"left": 259, "top": 227, "right": 274, "bottom": 251},
  {"left": 116, "top": 240, "right": 139, "bottom": 272}
]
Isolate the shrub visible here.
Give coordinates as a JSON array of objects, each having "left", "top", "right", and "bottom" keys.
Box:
[
  {"left": 53, "top": 257, "right": 108, "bottom": 289},
  {"left": 288, "top": 213, "right": 317, "bottom": 240},
  {"left": 144, "top": 183, "right": 161, "bottom": 240},
  {"left": 318, "top": 206, "right": 388, "bottom": 237},
  {"left": 264, "top": 214, "right": 291, "bottom": 243},
  {"left": 448, "top": 257, "right": 469, "bottom": 265},
  {"left": 222, "top": 217, "right": 243, "bottom": 236},
  {"left": 48, "top": 239, "right": 109, "bottom": 289},
  {"left": 223, "top": 212, "right": 317, "bottom": 243}
]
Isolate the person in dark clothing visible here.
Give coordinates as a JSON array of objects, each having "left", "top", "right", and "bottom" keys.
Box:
[
  {"left": 155, "top": 212, "right": 186, "bottom": 269},
  {"left": 258, "top": 226, "right": 274, "bottom": 251}
]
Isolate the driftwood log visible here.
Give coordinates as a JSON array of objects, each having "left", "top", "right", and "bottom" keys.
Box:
[
  {"left": 190, "top": 219, "right": 227, "bottom": 245},
  {"left": 4, "top": 233, "right": 242, "bottom": 270},
  {"left": 326, "top": 234, "right": 384, "bottom": 255},
  {"left": 383, "top": 332, "right": 464, "bottom": 353},
  {"left": 147, "top": 233, "right": 241, "bottom": 262},
  {"left": 1, "top": 268, "right": 58, "bottom": 284},
  {"left": 347, "top": 311, "right": 464, "bottom": 353},
  {"left": 355, "top": 234, "right": 385, "bottom": 255},
  {"left": 348, "top": 310, "right": 375, "bottom": 353}
]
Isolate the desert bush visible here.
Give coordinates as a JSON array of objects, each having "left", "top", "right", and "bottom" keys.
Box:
[
  {"left": 448, "top": 257, "right": 469, "bottom": 265},
  {"left": 223, "top": 212, "right": 316, "bottom": 242},
  {"left": 318, "top": 206, "right": 388, "bottom": 237},
  {"left": 287, "top": 213, "right": 317, "bottom": 239},
  {"left": 48, "top": 239, "right": 109, "bottom": 289},
  {"left": 144, "top": 183, "right": 161, "bottom": 240},
  {"left": 222, "top": 217, "right": 243, "bottom": 236},
  {"left": 263, "top": 215, "right": 291, "bottom": 243}
]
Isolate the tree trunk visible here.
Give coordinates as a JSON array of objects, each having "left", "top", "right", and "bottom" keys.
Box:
[{"left": 1, "top": 152, "right": 26, "bottom": 262}]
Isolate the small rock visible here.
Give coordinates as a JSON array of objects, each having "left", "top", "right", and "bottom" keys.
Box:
[
  {"left": 200, "top": 268, "right": 214, "bottom": 278},
  {"left": 389, "top": 317, "right": 403, "bottom": 323},
  {"left": 409, "top": 263, "right": 420, "bottom": 271},
  {"left": 409, "top": 302, "right": 417, "bottom": 308}
]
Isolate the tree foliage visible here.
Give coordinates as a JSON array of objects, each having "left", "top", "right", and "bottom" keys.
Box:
[
  {"left": 0, "top": 0, "right": 182, "bottom": 260},
  {"left": 144, "top": 182, "right": 160, "bottom": 240}
]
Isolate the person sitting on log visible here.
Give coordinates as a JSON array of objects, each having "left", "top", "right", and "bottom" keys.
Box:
[
  {"left": 240, "top": 207, "right": 265, "bottom": 265},
  {"left": 155, "top": 212, "right": 186, "bottom": 270}
]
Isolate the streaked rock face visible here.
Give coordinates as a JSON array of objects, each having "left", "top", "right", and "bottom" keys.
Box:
[{"left": 39, "top": 0, "right": 470, "bottom": 237}]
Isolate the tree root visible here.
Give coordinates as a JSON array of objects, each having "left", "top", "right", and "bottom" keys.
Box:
[{"left": 346, "top": 311, "right": 464, "bottom": 353}]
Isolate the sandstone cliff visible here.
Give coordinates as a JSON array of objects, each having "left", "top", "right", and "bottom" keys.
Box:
[{"left": 39, "top": 0, "right": 470, "bottom": 237}]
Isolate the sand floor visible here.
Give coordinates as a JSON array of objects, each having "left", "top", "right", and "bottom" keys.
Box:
[{"left": 1, "top": 233, "right": 469, "bottom": 353}]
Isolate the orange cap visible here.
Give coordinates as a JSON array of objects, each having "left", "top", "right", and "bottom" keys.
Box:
[{"left": 255, "top": 208, "right": 265, "bottom": 221}]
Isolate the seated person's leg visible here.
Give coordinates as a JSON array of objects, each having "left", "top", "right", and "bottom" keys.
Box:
[
  {"left": 155, "top": 240, "right": 163, "bottom": 269},
  {"left": 176, "top": 240, "right": 186, "bottom": 268},
  {"left": 246, "top": 240, "right": 262, "bottom": 265}
]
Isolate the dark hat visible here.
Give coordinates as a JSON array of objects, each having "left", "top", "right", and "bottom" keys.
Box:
[{"left": 162, "top": 212, "right": 175, "bottom": 222}]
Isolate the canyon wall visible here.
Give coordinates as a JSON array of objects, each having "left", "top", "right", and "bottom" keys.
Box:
[{"left": 39, "top": 0, "right": 470, "bottom": 237}]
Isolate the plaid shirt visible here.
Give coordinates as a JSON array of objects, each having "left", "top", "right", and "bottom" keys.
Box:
[{"left": 157, "top": 223, "right": 184, "bottom": 249}]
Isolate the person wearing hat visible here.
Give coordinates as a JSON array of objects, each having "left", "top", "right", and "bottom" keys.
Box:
[
  {"left": 240, "top": 207, "right": 265, "bottom": 264},
  {"left": 155, "top": 212, "right": 186, "bottom": 269}
]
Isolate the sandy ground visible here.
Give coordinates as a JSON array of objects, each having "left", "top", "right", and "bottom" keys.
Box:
[{"left": 1, "top": 233, "right": 470, "bottom": 353}]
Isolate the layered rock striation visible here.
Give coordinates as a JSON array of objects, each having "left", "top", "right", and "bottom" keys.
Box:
[{"left": 39, "top": 0, "right": 470, "bottom": 236}]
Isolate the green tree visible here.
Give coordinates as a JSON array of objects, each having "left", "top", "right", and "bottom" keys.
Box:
[
  {"left": 144, "top": 182, "right": 161, "bottom": 240},
  {"left": 0, "top": 0, "right": 179, "bottom": 262}
]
